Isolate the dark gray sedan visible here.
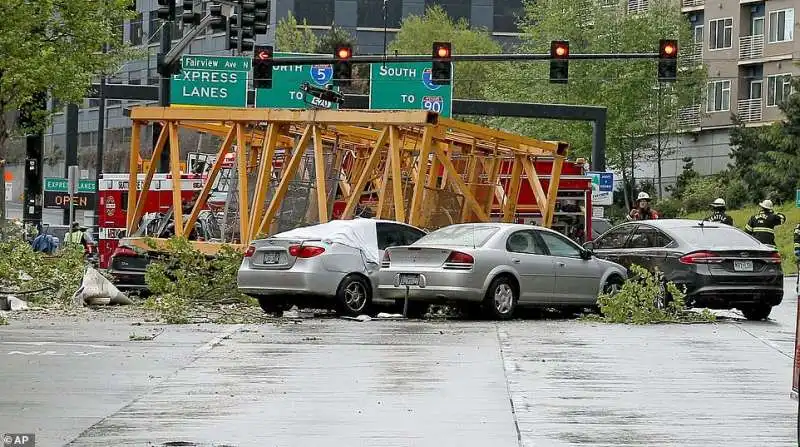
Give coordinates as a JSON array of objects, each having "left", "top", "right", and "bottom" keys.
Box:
[{"left": 584, "top": 219, "right": 784, "bottom": 320}]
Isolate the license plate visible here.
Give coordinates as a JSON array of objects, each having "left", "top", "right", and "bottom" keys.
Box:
[
  {"left": 733, "top": 260, "right": 753, "bottom": 272},
  {"left": 263, "top": 252, "right": 280, "bottom": 264},
  {"left": 399, "top": 273, "right": 420, "bottom": 286}
]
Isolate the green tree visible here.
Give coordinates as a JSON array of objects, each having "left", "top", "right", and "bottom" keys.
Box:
[
  {"left": 274, "top": 14, "right": 318, "bottom": 53},
  {"left": 729, "top": 77, "right": 800, "bottom": 204},
  {"left": 484, "top": 0, "right": 705, "bottom": 204},
  {"left": 0, "top": 0, "right": 134, "bottom": 221},
  {"left": 389, "top": 5, "right": 502, "bottom": 99}
]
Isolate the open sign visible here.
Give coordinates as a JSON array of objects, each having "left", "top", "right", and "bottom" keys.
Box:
[{"left": 43, "top": 191, "right": 96, "bottom": 210}]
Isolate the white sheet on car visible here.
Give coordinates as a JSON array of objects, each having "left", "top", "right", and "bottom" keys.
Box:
[{"left": 272, "top": 218, "right": 379, "bottom": 265}]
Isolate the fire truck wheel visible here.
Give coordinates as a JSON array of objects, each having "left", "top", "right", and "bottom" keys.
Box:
[{"left": 256, "top": 296, "right": 287, "bottom": 317}]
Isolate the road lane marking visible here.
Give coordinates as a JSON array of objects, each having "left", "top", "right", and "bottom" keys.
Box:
[
  {"left": 193, "top": 324, "right": 244, "bottom": 355},
  {"left": 7, "top": 350, "right": 101, "bottom": 356},
  {"left": 0, "top": 341, "right": 114, "bottom": 349}
]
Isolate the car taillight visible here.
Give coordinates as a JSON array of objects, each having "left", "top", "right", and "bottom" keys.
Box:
[
  {"left": 444, "top": 250, "right": 474, "bottom": 269},
  {"left": 244, "top": 245, "right": 256, "bottom": 258},
  {"left": 766, "top": 252, "right": 782, "bottom": 264},
  {"left": 381, "top": 250, "right": 391, "bottom": 267},
  {"left": 111, "top": 247, "right": 137, "bottom": 258},
  {"left": 288, "top": 244, "right": 325, "bottom": 258},
  {"left": 679, "top": 251, "right": 723, "bottom": 264}
]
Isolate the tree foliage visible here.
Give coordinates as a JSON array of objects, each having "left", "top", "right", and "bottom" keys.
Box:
[
  {"left": 0, "top": 0, "right": 135, "bottom": 220},
  {"left": 389, "top": 5, "right": 502, "bottom": 99},
  {"left": 274, "top": 14, "right": 318, "bottom": 53},
  {"left": 484, "top": 0, "right": 705, "bottom": 173},
  {"left": 729, "top": 78, "right": 800, "bottom": 204}
]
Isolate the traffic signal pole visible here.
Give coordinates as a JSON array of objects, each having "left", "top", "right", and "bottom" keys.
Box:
[
  {"left": 155, "top": 18, "right": 173, "bottom": 174},
  {"left": 266, "top": 52, "right": 662, "bottom": 66}
]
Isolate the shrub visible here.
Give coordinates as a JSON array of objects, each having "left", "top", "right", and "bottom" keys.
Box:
[
  {"left": 144, "top": 237, "right": 252, "bottom": 323},
  {"left": 0, "top": 237, "right": 85, "bottom": 306},
  {"left": 594, "top": 264, "right": 715, "bottom": 324}
]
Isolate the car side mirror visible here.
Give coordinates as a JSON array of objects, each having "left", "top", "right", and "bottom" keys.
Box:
[
  {"left": 580, "top": 249, "right": 592, "bottom": 260},
  {"left": 583, "top": 241, "right": 595, "bottom": 250}
]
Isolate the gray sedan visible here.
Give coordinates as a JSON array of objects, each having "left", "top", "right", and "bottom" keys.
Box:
[{"left": 378, "top": 223, "right": 627, "bottom": 319}]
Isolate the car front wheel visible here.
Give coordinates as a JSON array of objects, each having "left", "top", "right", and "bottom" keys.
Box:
[{"left": 336, "top": 275, "right": 372, "bottom": 317}]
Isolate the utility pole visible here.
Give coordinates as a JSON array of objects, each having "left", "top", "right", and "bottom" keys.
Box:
[{"left": 155, "top": 0, "right": 176, "bottom": 173}]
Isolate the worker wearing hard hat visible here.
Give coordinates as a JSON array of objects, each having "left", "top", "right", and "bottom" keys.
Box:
[
  {"left": 627, "top": 192, "right": 659, "bottom": 221},
  {"left": 707, "top": 198, "right": 734, "bottom": 225},
  {"left": 745, "top": 199, "right": 785, "bottom": 247}
]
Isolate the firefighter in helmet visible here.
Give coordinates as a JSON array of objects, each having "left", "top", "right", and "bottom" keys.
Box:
[
  {"left": 627, "top": 192, "right": 659, "bottom": 221},
  {"left": 745, "top": 199, "right": 785, "bottom": 247},
  {"left": 707, "top": 198, "right": 734, "bottom": 225}
]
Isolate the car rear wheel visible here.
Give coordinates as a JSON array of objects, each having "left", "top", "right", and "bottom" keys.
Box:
[
  {"left": 482, "top": 276, "right": 518, "bottom": 320},
  {"left": 336, "top": 275, "right": 371, "bottom": 317},
  {"left": 740, "top": 304, "right": 772, "bottom": 321},
  {"left": 256, "top": 296, "right": 287, "bottom": 317},
  {"left": 602, "top": 275, "right": 624, "bottom": 296}
]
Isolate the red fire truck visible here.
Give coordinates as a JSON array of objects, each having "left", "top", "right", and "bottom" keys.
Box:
[{"left": 97, "top": 173, "right": 205, "bottom": 269}]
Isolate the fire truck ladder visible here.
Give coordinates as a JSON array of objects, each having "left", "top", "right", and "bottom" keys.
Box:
[{"left": 123, "top": 108, "right": 569, "bottom": 254}]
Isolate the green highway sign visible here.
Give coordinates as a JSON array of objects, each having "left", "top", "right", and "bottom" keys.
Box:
[
  {"left": 255, "top": 52, "right": 340, "bottom": 109},
  {"left": 44, "top": 178, "right": 96, "bottom": 193},
  {"left": 796, "top": 189, "right": 800, "bottom": 207},
  {"left": 170, "top": 55, "right": 250, "bottom": 107},
  {"left": 369, "top": 62, "right": 453, "bottom": 117}
]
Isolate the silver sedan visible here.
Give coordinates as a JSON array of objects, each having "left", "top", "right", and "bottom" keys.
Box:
[
  {"left": 238, "top": 218, "right": 426, "bottom": 316},
  {"left": 378, "top": 223, "right": 627, "bottom": 319}
]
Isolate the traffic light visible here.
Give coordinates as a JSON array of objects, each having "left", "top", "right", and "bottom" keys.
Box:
[
  {"left": 333, "top": 44, "right": 353, "bottom": 86},
  {"left": 209, "top": 3, "right": 226, "bottom": 32},
  {"left": 181, "top": 0, "right": 194, "bottom": 25},
  {"left": 254, "top": 0, "right": 269, "bottom": 35},
  {"left": 658, "top": 39, "right": 678, "bottom": 82},
  {"left": 431, "top": 41, "right": 452, "bottom": 85},
  {"left": 549, "top": 40, "right": 569, "bottom": 84},
  {"left": 253, "top": 45, "right": 273, "bottom": 89},
  {"left": 226, "top": 14, "right": 255, "bottom": 52},
  {"left": 156, "top": 0, "right": 175, "bottom": 21}
]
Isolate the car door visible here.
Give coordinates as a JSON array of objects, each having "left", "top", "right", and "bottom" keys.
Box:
[
  {"left": 504, "top": 230, "right": 555, "bottom": 304},
  {"left": 591, "top": 224, "right": 636, "bottom": 265},
  {"left": 537, "top": 230, "right": 603, "bottom": 304},
  {"left": 624, "top": 225, "right": 672, "bottom": 272}
]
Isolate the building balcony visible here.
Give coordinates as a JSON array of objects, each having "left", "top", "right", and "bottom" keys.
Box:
[
  {"left": 678, "top": 104, "right": 701, "bottom": 128},
  {"left": 684, "top": 42, "right": 703, "bottom": 66},
  {"left": 627, "top": 0, "right": 648, "bottom": 13},
  {"left": 739, "top": 34, "right": 764, "bottom": 61},
  {"left": 737, "top": 98, "right": 762, "bottom": 122},
  {"left": 681, "top": 0, "right": 704, "bottom": 10}
]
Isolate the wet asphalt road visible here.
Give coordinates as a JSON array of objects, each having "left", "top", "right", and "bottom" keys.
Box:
[{"left": 1, "top": 281, "right": 798, "bottom": 447}]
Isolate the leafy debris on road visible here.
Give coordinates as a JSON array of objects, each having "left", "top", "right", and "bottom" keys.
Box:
[
  {"left": 129, "top": 328, "right": 164, "bottom": 341},
  {"left": 587, "top": 265, "right": 716, "bottom": 324},
  {"left": 0, "top": 312, "right": 7, "bottom": 325}
]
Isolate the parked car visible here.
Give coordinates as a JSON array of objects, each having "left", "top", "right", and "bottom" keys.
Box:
[
  {"left": 238, "top": 218, "right": 426, "bottom": 316},
  {"left": 378, "top": 223, "right": 628, "bottom": 320},
  {"left": 584, "top": 219, "right": 784, "bottom": 320},
  {"left": 109, "top": 210, "right": 222, "bottom": 291}
]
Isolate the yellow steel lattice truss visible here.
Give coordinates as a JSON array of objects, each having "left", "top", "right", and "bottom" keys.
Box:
[{"left": 124, "top": 107, "right": 568, "bottom": 253}]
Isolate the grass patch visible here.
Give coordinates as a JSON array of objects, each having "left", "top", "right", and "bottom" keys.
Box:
[{"left": 684, "top": 203, "right": 799, "bottom": 274}]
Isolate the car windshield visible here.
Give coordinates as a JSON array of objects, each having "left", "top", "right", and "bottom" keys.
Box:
[
  {"left": 413, "top": 224, "right": 499, "bottom": 247},
  {"left": 674, "top": 225, "right": 759, "bottom": 247}
]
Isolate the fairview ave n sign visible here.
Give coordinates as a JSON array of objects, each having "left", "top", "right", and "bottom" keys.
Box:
[{"left": 170, "top": 55, "right": 250, "bottom": 107}]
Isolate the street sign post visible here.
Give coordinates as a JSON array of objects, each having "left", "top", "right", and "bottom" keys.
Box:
[
  {"left": 255, "top": 52, "right": 340, "bottom": 109},
  {"left": 43, "top": 178, "right": 96, "bottom": 211},
  {"left": 169, "top": 55, "right": 250, "bottom": 107},
  {"left": 369, "top": 62, "right": 453, "bottom": 117},
  {"left": 589, "top": 172, "right": 614, "bottom": 206}
]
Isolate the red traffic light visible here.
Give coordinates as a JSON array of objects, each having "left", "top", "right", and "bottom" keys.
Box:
[
  {"left": 551, "top": 40, "right": 569, "bottom": 58},
  {"left": 336, "top": 46, "right": 352, "bottom": 60},
  {"left": 659, "top": 39, "right": 678, "bottom": 58},
  {"left": 257, "top": 48, "right": 271, "bottom": 60},
  {"left": 433, "top": 42, "right": 452, "bottom": 60}
]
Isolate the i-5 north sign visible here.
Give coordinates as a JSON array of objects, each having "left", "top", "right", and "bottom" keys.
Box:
[
  {"left": 369, "top": 62, "right": 453, "bottom": 117},
  {"left": 255, "top": 52, "right": 340, "bottom": 109}
]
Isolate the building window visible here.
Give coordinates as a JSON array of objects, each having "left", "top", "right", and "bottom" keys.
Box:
[
  {"left": 494, "top": 0, "right": 524, "bottom": 33},
  {"left": 708, "top": 17, "right": 733, "bottom": 50},
  {"left": 767, "top": 74, "right": 792, "bottom": 106},
  {"left": 358, "top": 0, "right": 402, "bottom": 28},
  {"left": 706, "top": 80, "right": 731, "bottom": 112},
  {"left": 768, "top": 9, "right": 794, "bottom": 43},
  {"left": 295, "top": 0, "right": 335, "bottom": 26},
  {"left": 425, "top": 0, "right": 471, "bottom": 23},
  {"left": 129, "top": 13, "right": 143, "bottom": 45},
  {"left": 149, "top": 10, "right": 159, "bottom": 40}
]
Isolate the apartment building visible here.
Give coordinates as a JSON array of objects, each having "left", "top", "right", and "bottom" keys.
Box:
[{"left": 640, "top": 0, "right": 799, "bottom": 188}]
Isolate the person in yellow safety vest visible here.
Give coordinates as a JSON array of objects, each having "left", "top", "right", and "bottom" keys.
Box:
[
  {"left": 64, "top": 221, "right": 88, "bottom": 249},
  {"left": 744, "top": 200, "right": 785, "bottom": 247}
]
